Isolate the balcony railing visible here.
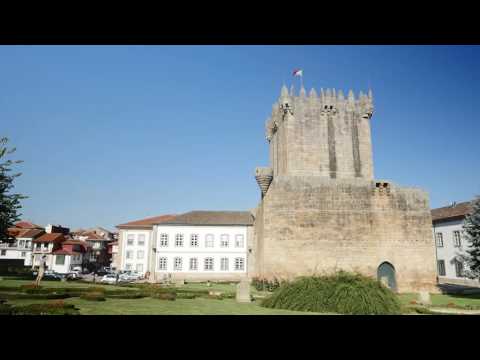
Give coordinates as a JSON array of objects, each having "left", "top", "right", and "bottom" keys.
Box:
[{"left": 0, "top": 242, "right": 32, "bottom": 250}]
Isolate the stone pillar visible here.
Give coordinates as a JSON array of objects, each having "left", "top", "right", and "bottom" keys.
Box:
[{"left": 236, "top": 279, "right": 252, "bottom": 303}]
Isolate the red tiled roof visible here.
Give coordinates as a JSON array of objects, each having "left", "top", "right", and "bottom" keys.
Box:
[
  {"left": 117, "top": 214, "right": 177, "bottom": 229},
  {"left": 431, "top": 201, "right": 473, "bottom": 223},
  {"left": 15, "top": 221, "right": 43, "bottom": 229},
  {"left": 16, "top": 229, "right": 44, "bottom": 239},
  {"left": 63, "top": 239, "right": 89, "bottom": 246},
  {"left": 33, "top": 233, "right": 65, "bottom": 243}
]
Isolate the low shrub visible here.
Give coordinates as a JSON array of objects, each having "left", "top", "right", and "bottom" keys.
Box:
[
  {"left": 0, "top": 303, "right": 15, "bottom": 315},
  {"left": 80, "top": 292, "right": 106, "bottom": 301},
  {"left": 152, "top": 292, "right": 176, "bottom": 301},
  {"left": 20, "top": 284, "right": 42, "bottom": 291},
  {"left": 261, "top": 271, "right": 402, "bottom": 315},
  {"left": 87, "top": 286, "right": 106, "bottom": 293},
  {"left": 13, "top": 302, "right": 79, "bottom": 315},
  {"left": 176, "top": 292, "right": 198, "bottom": 299},
  {"left": 106, "top": 292, "right": 148, "bottom": 299}
]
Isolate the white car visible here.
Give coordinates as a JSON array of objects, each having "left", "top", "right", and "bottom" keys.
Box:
[
  {"left": 119, "top": 271, "right": 142, "bottom": 282},
  {"left": 101, "top": 274, "right": 118, "bottom": 284}
]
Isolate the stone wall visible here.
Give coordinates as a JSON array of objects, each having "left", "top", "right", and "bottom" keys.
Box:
[
  {"left": 266, "top": 87, "right": 374, "bottom": 180},
  {"left": 254, "top": 177, "right": 438, "bottom": 293}
]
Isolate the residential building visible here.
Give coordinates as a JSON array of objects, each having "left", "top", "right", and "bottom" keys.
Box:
[
  {"left": 51, "top": 240, "right": 90, "bottom": 274},
  {"left": 73, "top": 231, "right": 111, "bottom": 267},
  {"left": 32, "top": 233, "right": 66, "bottom": 270},
  {"left": 116, "top": 211, "right": 254, "bottom": 281},
  {"left": 0, "top": 221, "right": 45, "bottom": 267},
  {"left": 108, "top": 241, "right": 119, "bottom": 270},
  {"left": 432, "top": 201, "right": 477, "bottom": 286}
]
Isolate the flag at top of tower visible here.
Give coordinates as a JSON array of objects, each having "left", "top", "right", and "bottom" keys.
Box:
[{"left": 293, "top": 69, "right": 303, "bottom": 77}]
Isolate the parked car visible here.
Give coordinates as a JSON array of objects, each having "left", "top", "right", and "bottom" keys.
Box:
[
  {"left": 119, "top": 271, "right": 141, "bottom": 281},
  {"left": 100, "top": 274, "right": 118, "bottom": 284},
  {"left": 43, "top": 271, "right": 64, "bottom": 280}
]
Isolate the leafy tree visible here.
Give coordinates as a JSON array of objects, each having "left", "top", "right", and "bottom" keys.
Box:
[
  {"left": 463, "top": 196, "right": 480, "bottom": 279},
  {"left": 0, "top": 137, "right": 26, "bottom": 242}
]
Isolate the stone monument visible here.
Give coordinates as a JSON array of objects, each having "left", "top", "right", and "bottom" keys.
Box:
[
  {"left": 236, "top": 279, "right": 252, "bottom": 303},
  {"left": 252, "top": 85, "right": 438, "bottom": 293}
]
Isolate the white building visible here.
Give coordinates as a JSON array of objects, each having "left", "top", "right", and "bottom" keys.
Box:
[
  {"left": 0, "top": 228, "right": 44, "bottom": 267},
  {"left": 432, "top": 201, "right": 478, "bottom": 286},
  {"left": 117, "top": 211, "right": 254, "bottom": 281}
]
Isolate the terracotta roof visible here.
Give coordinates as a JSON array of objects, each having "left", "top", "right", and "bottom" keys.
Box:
[
  {"left": 16, "top": 229, "right": 44, "bottom": 239},
  {"left": 431, "top": 201, "right": 473, "bottom": 223},
  {"left": 117, "top": 214, "right": 177, "bottom": 229},
  {"left": 33, "top": 233, "right": 65, "bottom": 243},
  {"left": 158, "top": 211, "right": 254, "bottom": 226},
  {"left": 63, "top": 239, "right": 90, "bottom": 246},
  {"left": 15, "top": 221, "right": 43, "bottom": 229}
]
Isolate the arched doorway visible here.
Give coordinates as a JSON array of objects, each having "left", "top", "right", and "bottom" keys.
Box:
[{"left": 377, "top": 262, "right": 397, "bottom": 292}]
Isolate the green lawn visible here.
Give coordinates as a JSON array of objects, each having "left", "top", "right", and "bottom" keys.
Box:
[
  {"left": 0, "top": 277, "right": 317, "bottom": 315},
  {"left": 399, "top": 293, "right": 480, "bottom": 309},
  {"left": 2, "top": 276, "right": 480, "bottom": 314}
]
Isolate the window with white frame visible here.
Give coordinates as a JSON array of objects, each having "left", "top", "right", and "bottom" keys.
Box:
[
  {"left": 220, "top": 234, "right": 229, "bottom": 248},
  {"left": 204, "top": 257, "right": 214, "bottom": 271},
  {"left": 158, "top": 257, "right": 167, "bottom": 270},
  {"left": 437, "top": 260, "right": 446, "bottom": 276},
  {"left": 455, "top": 260, "right": 464, "bottom": 277},
  {"left": 125, "top": 263, "right": 132, "bottom": 270},
  {"left": 190, "top": 234, "right": 199, "bottom": 247},
  {"left": 136, "top": 264, "right": 144, "bottom": 273},
  {"left": 175, "top": 234, "right": 184, "bottom": 247},
  {"left": 174, "top": 257, "right": 183, "bottom": 271},
  {"left": 190, "top": 257, "right": 198, "bottom": 271},
  {"left": 127, "top": 234, "right": 134, "bottom": 246},
  {"left": 21, "top": 252, "right": 26, "bottom": 257},
  {"left": 159, "top": 233, "right": 168, "bottom": 247},
  {"left": 126, "top": 250, "right": 133, "bottom": 260},
  {"left": 435, "top": 233, "right": 443, "bottom": 247},
  {"left": 1, "top": 250, "right": 6, "bottom": 256},
  {"left": 220, "top": 257, "right": 229, "bottom": 271},
  {"left": 138, "top": 234, "right": 146, "bottom": 246},
  {"left": 235, "top": 257, "right": 245, "bottom": 271},
  {"left": 137, "top": 250, "right": 144, "bottom": 259},
  {"left": 26, "top": 241, "right": 31, "bottom": 248},
  {"left": 205, "top": 234, "right": 214, "bottom": 248},
  {"left": 453, "top": 231, "right": 461, "bottom": 247},
  {"left": 19, "top": 240, "right": 25, "bottom": 247},
  {"left": 35, "top": 243, "right": 41, "bottom": 250},
  {"left": 235, "top": 234, "right": 244, "bottom": 248}
]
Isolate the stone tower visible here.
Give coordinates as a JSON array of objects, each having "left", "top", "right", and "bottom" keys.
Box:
[{"left": 253, "top": 85, "right": 438, "bottom": 293}]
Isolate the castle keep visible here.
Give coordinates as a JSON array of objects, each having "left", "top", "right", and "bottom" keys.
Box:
[{"left": 253, "top": 85, "right": 438, "bottom": 293}]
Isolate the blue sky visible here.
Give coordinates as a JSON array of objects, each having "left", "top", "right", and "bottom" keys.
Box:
[{"left": 1, "top": 45, "right": 479, "bottom": 231}]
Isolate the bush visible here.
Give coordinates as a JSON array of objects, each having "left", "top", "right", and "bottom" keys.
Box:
[
  {"left": 80, "top": 292, "right": 106, "bottom": 301},
  {"left": 106, "top": 292, "right": 148, "bottom": 299},
  {"left": 176, "top": 292, "right": 198, "bottom": 299},
  {"left": 87, "top": 286, "right": 106, "bottom": 293},
  {"left": 261, "top": 271, "right": 402, "bottom": 315},
  {"left": 13, "top": 302, "right": 79, "bottom": 315},
  {"left": 152, "top": 292, "right": 176, "bottom": 301}
]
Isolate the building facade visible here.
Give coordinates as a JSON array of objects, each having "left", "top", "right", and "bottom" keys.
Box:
[
  {"left": 432, "top": 201, "right": 478, "bottom": 286},
  {"left": 252, "top": 85, "right": 438, "bottom": 293},
  {"left": 117, "top": 211, "right": 253, "bottom": 281}
]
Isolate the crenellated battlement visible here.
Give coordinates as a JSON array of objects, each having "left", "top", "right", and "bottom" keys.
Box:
[
  {"left": 269, "top": 85, "right": 374, "bottom": 126},
  {"left": 264, "top": 85, "right": 375, "bottom": 181}
]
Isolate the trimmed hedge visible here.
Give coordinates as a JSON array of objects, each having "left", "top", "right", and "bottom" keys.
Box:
[
  {"left": 152, "top": 292, "right": 176, "bottom": 301},
  {"left": 80, "top": 292, "right": 106, "bottom": 301},
  {"left": 261, "top": 271, "right": 402, "bottom": 315},
  {"left": 0, "top": 301, "right": 79, "bottom": 315}
]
